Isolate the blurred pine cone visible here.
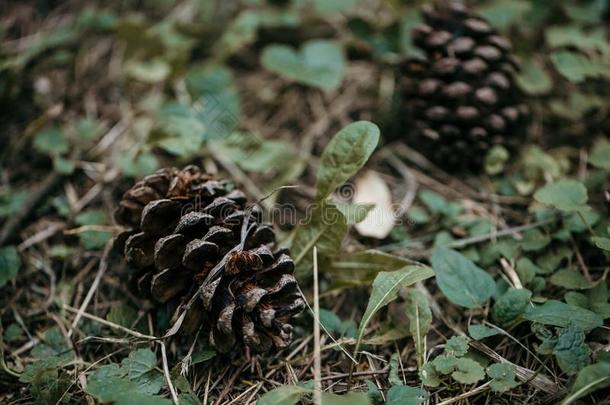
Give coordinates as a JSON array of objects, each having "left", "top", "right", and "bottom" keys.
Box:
[
  {"left": 401, "top": 0, "right": 529, "bottom": 172},
  {"left": 114, "top": 166, "right": 304, "bottom": 353}
]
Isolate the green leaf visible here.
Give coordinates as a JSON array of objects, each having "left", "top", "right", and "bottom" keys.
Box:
[
  {"left": 485, "top": 145, "right": 509, "bottom": 175},
  {"left": 19, "top": 355, "right": 72, "bottom": 383},
  {"left": 53, "top": 156, "right": 76, "bottom": 175},
  {"left": 75, "top": 209, "right": 112, "bottom": 250},
  {"left": 492, "top": 288, "right": 532, "bottom": 326},
  {"left": 546, "top": 26, "right": 610, "bottom": 54},
  {"left": 185, "top": 64, "right": 240, "bottom": 136},
  {"left": 291, "top": 200, "right": 347, "bottom": 277},
  {"left": 0, "top": 246, "right": 20, "bottom": 288},
  {"left": 107, "top": 304, "right": 140, "bottom": 330},
  {"left": 534, "top": 180, "right": 588, "bottom": 212},
  {"left": 445, "top": 336, "right": 469, "bottom": 357},
  {"left": 451, "top": 358, "right": 486, "bottom": 384},
  {"left": 0, "top": 189, "right": 30, "bottom": 217},
  {"left": 320, "top": 392, "right": 372, "bottom": 405},
  {"left": 591, "top": 237, "right": 610, "bottom": 252},
  {"left": 404, "top": 289, "right": 432, "bottom": 368},
  {"left": 354, "top": 266, "right": 435, "bottom": 357},
  {"left": 315, "top": 121, "right": 380, "bottom": 200},
  {"left": 34, "top": 126, "right": 69, "bottom": 155},
  {"left": 124, "top": 59, "right": 170, "bottom": 83},
  {"left": 121, "top": 349, "right": 157, "bottom": 380},
  {"left": 312, "top": 0, "right": 360, "bottom": 15},
  {"left": 516, "top": 60, "right": 552, "bottom": 95},
  {"left": 487, "top": 363, "right": 519, "bottom": 392},
  {"left": 261, "top": 40, "right": 346, "bottom": 91},
  {"left": 256, "top": 385, "right": 311, "bottom": 405},
  {"left": 521, "top": 229, "right": 551, "bottom": 252},
  {"left": 590, "top": 138, "right": 610, "bottom": 170},
  {"left": 334, "top": 203, "right": 374, "bottom": 224},
  {"left": 386, "top": 385, "right": 428, "bottom": 405},
  {"left": 420, "top": 362, "right": 441, "bottom": 387},
  {"left": 550, "top": 50, "right": 610, "bottom": 83},
  {"left": 553, "top": 323, "right": 591, "bottom": 375},
  {"left": 562, "top": 360, "right": 610, "bottom": 404},
  {"left": 117, "top": 152, "right": 159, "bottom": 178},
  {"left": 328, "top": 250, "right": 417, "bottom": 285},
  {"left": 431, "top": 247, "right": 496, "bottom": 309},
  {"left": 477, "top": 0, "right": 531, "bottom": 29},
  {"left": 524, "top": 300, "right": 603, "bottom": 332},
  {"left": 550, "top": 269, "right": 591, "bottom": 290},
  {"left": 468, "top": 324, "right": 500, "bottom": 340}
]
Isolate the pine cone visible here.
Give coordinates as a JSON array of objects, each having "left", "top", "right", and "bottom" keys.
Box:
[
  {"left": 114, "top": 166, "right": 305, "bottom": 353},
  {"left": 401, "top": 0, "right": 529, "bottom": 172}
]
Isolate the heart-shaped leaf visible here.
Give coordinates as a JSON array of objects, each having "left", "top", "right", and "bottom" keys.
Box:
[{"left": 261, "top": 40, "right": 346, "bottom": 91}]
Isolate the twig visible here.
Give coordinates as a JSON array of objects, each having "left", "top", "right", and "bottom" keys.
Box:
[
  {"left": 436, "top": 381, "right": 491, "bottom": 405},
  {"left": 446, "top": 219, "right": 554, "bottom": 249},
  {"left": 161, "top": 342, "right": 179, "bottom": 405},
  {"left": 312, "top": 247, "right": 322, "bottom": 405},
  {"left": 67, "top": 241, "right": 112, "bottom": 338},
  {"left": 63, "top": 305, "right": 157, "bottom": 340}
]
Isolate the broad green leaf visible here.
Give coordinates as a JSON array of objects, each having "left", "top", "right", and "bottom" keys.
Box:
[
  {"left": 551, "top": 50, "right": 610, "bottom": 83},
  {"left": 117, "top": 152, "right": 159, "bottom": 178},
  {"left": 191, "top": 349, "right": 216, "bottom": 365},
  {"left": 328, "top": 249, "right": 417, "bottom": 285},
  {"left": 562, "top": 360, "right": 610, "bottom": 404},
  {"left": 0, "top": 246, "right": 20, "bottom": 288},
  {"left": 256, "top": 385, "right": 311, "bottom": 405},
  {"left": 477, "top": 0, "right": 530, "bottom": 29},
  {"left": 591, "top": 237, "right": 610, "bottom": 252},
  {"left": 589, "top": 138, "right": 610, "bottom": 170},
  {"left": 404, "top": 289, "right": 432, "bottom": 368},
  {"left": 106, "top": 304, "right": 139, "bottom": 330},
  {"left": 420, "top": 362, "right": 441, "bottom": 387},
  {"left": 468, "top": 324, "right": 500, "bottom": 340},
  {"left": 451, "top": 358, "right": 486, "bottom": 384},
  {"left": 334, "top": 202, "right": 374, "bottom": 224},
  {"left": 546, "top": 26, "right": 610, "bottom": 54},
  {"left": 34, "top": 127, "right": 69, "bottom": 156},
  {"left": 399, "top": 10, "right": 424, "bottom": 58},
  {"left": 553, "top": 323, "right": 591, "bottom": 375},
  {"left": 485, "top": 145, "right": 509, "bottom": 175},
  {"left": 386, "top": 385, "right": 428, "bottom": 405},
  {"left": 524, "top": 300, "right": 603, "bottom": 332},
  {"left": 319, "top": 309, "right": 357, "bottom": 338},
  {"left": 487, "top": 363, "right": 519, "bottom": 392},
  {"left": 354, "top": 266, "right": 434, "bottom": 357},
  {"left": 534, "top": 180, "right": 588, "bottom": 212},
  {"left": 491, "top": 288, "right": 532, "bottom": 326},
  {"left": 445, "top": 336, "right": 469, "bottom": 357},
  {"left": 149, "top": 102, "right": 205, "bottom": 157},
  {"left": 291, "top": 201, "right": 347, "bottom": 276},
  {"left": 320, "top": 392, "right": 372, "bottom": 405},
  {"left": 261, "top": 40, "right": 346, "bottom": 91},
  {"left": 184, "top": 64, "right": 240, "bottom": 137},
  {"left": 312, "top": 0, "right": 360, "bottom": 15},
  {"left": 521, "top": 229, "right": 551, "bottom": 251},
  {"left": 431, "top": 247, "right": 495, "bottom": 309},
  {"left": 516, "top": 60, "right": 552, "bottom": 95},
  {"left": 315, "top": 121, "right": 380, "bottom": 200},
  {"left": 19, "top": 355, "right": 72, "bottom": 383},
  {"left": 550, "top": 269, "right": 591, "bottom": 290},
  {"left": 121, "top": 349, "right": 157, "bottom": 379}
]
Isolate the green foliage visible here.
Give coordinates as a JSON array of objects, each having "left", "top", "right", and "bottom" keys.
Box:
[
  {"left": 487, "top": 363, "right": 519, "bottom": 393},
  {"left": 386, "top": 385, "right": 427, "bottom": 405},
  {"left": 328, "top": 249, "right": 417, "bottom": 285},
  {"left": 491, "top": 288, "right": 532, "bottom": 326},
  {"left": 562, "top": 359, "right": 610, "bottom": 404},
  {"left": 524, "top": 300, "right": 603, "bottom": 332},
  {"left": 75, "top": 209, "right": 112, "bottom": 250},
  {"left": 468, "top": 324, "right": 500, "bottom": 340},
  {"left": 553, "top": 323, "right": 591, "bottom": 375},
  {"left": 0, "top": 246, "right": 20, "bottom": 288},
  {"left": 86, "top": 348, "right": 169, "bottom": 404},
  {"left": 261, "top": 40, "right": 346, "bottom": 91},
  {"left": 534, "top": 180, "right": 588, "bottom": 212},
  {"left": 431, "top": 247, "right": 496, "bottom": 309},
  {"left": 315, "top": 121, "right": 380, "bottom": 200}
]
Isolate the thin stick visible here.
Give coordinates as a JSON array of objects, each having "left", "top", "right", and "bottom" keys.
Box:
[
  {"left": 436, "top": 381, "right": 491, "bottom": 405},
  {"left": 161, "top": 342, "right": 179, "bottom": 405},
  {"left": 67, "top": 241, "right": 112, "bottom": 338},
  {"left": 312, "top": 247, "right": 322, "bottom": 405},
  {"left": 63, "top": 305, "right": 157, "bottom": 340}
]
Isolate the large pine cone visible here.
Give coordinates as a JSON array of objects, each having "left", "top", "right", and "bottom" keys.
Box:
[
  {"left": 401, "top": 0, "right": 529, "bottom": 172},
  {"left": 114, "top": 166, "right": 305, "bottom": 353}
]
